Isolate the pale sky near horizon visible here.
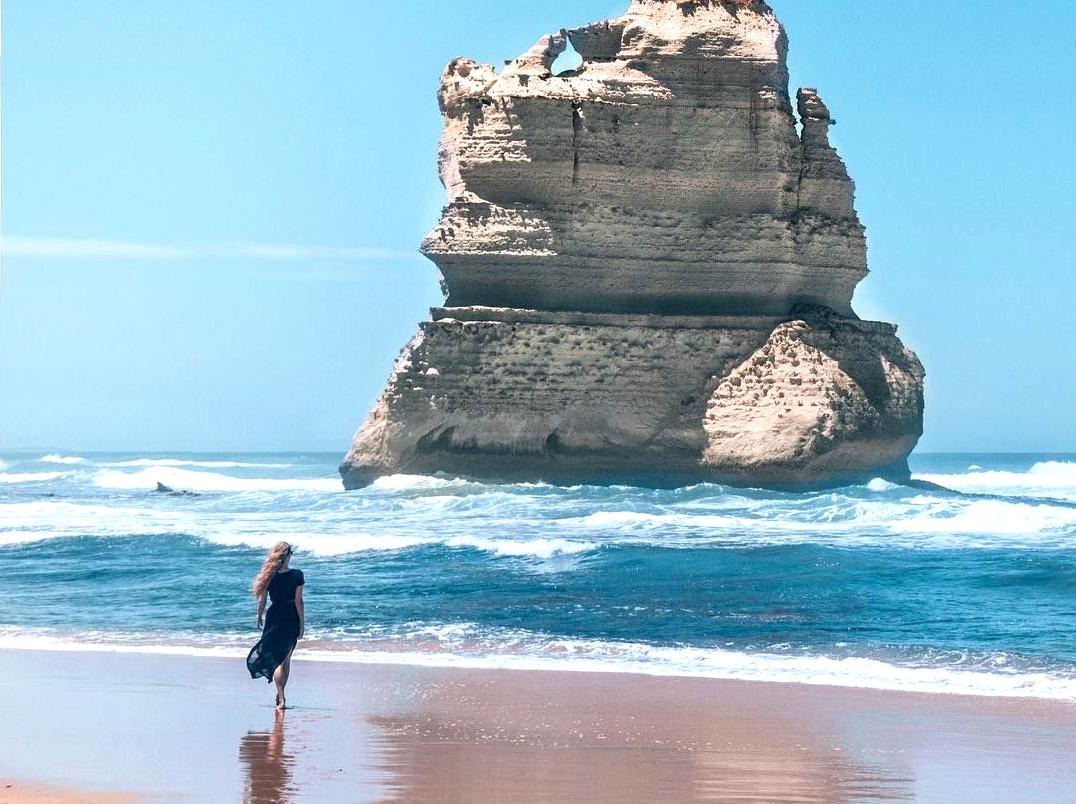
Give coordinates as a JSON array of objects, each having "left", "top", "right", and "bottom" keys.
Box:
[{"left": 2, "top": 1, "right": 1074, "bottom": 454}]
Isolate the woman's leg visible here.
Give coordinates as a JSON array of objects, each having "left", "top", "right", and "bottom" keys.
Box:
[{"left": 272, "top": 649, "right": 294, "bottom": 709}]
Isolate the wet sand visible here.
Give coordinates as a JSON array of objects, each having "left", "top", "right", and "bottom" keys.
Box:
[
  {"left": 2, "top": 649, "right": 1075, "bottom": 802},
  {"left": 0, "top": 780, "right": 133, "bottom": 803}
]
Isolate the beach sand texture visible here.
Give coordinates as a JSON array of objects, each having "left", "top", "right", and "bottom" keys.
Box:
[{"left": 3, "top": 649, "right": 1075, "bottom": 802}]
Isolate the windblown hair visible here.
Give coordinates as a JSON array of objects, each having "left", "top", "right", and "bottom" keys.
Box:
[{"left": 252, "top": 541, "right": 293, "bottom": 599}]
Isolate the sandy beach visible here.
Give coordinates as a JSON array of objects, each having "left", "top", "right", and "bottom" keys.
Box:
[{"left": 1, "top": 649, "right": 1074, "bottom": 802}]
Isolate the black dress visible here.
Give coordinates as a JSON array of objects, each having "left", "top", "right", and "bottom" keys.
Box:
[{"left": 247, "top": 568, "right": 304, "bottom": 682}]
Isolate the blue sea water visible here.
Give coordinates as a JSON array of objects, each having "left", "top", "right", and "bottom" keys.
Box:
[{"left": 2, "top": 452, "right": 1074, "bottom": 700}]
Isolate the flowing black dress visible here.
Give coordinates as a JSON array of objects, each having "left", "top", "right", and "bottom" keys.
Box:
[{"left": 247, "top": 568, "right": 304, "bottom": 682}]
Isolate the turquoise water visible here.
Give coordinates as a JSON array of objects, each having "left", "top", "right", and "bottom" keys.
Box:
[{"left": 2, "top": 452, "right": 1074, "bottom": 699}]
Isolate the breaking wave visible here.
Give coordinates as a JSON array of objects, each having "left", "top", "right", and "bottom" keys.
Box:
[
  {"left": 200, "top": 531, "right": 595, "bottom": 558},
  {"left": 102, "top": 458, "right": 294, "bottom": 468},
  {"left": 0, "top": 500, "right": 597, "bottom": 558},
  {"left": 38, "top": 454, "right": 88, "bottom": 465},
  {"left": 915, "top": 460, "right": 1076, "bottom": 501},
  {"left": 3, "top": 451, "right": 1075, "bottom": 702},
  {"left": 91, "top": 467, "right": 340, "bottom": 493},
  {"left": 0, "top": 471, "right": 66, "bottom": 484},
  {"left": 562, "top": 496, "right": 1076, "bottom": 549},
  {"left": 2, "top": 626, "right": 1074, "bottom": 702}
]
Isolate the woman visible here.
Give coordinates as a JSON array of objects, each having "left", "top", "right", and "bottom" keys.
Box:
[{"left": 247, "top": 542, "right": 305, "bottom": 710}]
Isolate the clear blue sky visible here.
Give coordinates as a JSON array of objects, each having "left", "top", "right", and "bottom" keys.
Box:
[{"left": 2, "top": 1, "right": 1074, "bottom": 453}]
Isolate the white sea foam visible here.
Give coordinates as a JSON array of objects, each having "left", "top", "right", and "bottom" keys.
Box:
[
  {"left": 866, "top": 477, "right": 899, "bottom": 492},
  {"left": 889, "top": 498, "right": 1076, "bottom": 536},
  {"left": 368, "top": 474, "right": 478, "bottom": 493},
  {"left": 6, "top": 492, "right": 1073, "bottom": 553},
  {"left": 0, "top": 501, "right": 193, "bottom": 545},
  {"left": 197, "top": 529, "right": 594, "bottom": 558},
  {"left": 916, "top": 461, "right": 1076, "bottom": 501},
  {"left": 38, "top": 454, "right": 88, "bottom": 465},
  {"left": 0, "top": 498, "right": 594, "bottom": 558},
  {"left": 92, "top": 467, "right": 340, "bottom": 493},
  {"left": 102, "top": 458, "right": 293, "bottom": 468},
  {"left": 203, "top": 530, "right": 434, "bottom": 555},
  {"left": 2, "top": 628, "right": 1073, "bottom": 702},
  {"left": 444, "top": 535, "right": 597, "bottom": 558},
  {"left": 0, "top": 471, "right": 65, "bottom": 484},
  {"left": 556, "top": 495, "right": 1076, "bottom": 550}
]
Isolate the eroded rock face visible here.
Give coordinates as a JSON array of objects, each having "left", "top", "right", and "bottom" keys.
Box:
[
  {"left": 341, "top": 0, "right": 925, "bottom": 490},
  {"left": 424, "top": 0, "right": 861, "bottom": 316},
  {"left": 702, "top": 316, "right": 924, "bottom": 486}
]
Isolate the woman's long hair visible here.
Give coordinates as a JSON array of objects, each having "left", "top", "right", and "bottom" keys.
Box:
[{"left": 252, "top": 541, "right": 293, "bottom": 599}]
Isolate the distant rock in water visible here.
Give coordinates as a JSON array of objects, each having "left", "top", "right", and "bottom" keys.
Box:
[
  {"left": 341, "top": 0, "right": 925, "bottom": 490},
  {"left": 155, "top": 481, "right": 196, "bottom": 497}
]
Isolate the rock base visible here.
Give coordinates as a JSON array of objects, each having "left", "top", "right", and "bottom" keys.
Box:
[{"left": 340, "top": 307, "right": 923, "bottom": 491}]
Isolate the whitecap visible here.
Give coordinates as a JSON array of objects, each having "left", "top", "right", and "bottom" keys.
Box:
[
  {"left": 92, "top": 467, "right": 340, "bottom": 493},
  {"left": 102, "top": 458, "right": 293, "bottom": 468},
  {"left": 866, "top": 477, "right": 898, "bottom": 492},
  {"left": 195, "top": 530, "right": 594, "bottom": 559},
  {"left": 38, "top": 454, "right": 88, "bottom": 465},
  {"left": 0, "top": 471, "right": 65, "bottom": 484},
  {"left": 0, "top": 501, "right": 194, "bottom": 545},
  {"left": 568, "top": 510, "right": 671, "bottom": 528},
  {"left": 915, "top": 461, "right": 1076, "bottom": 501},
  {"left": 889, "top": 498, "right": 1076, "bottom": 536},
  {"left": 444, "top": 535, "right": 597, "bottom": 558},
  {"left": 201, "top": 530, "right": 432, "bottom": 555},
  {"left": 368, "top": 474, "right": 477, "bottom": 493},
  {"left": 556, "top": 493, "right": 1076, "bottom": 549}
]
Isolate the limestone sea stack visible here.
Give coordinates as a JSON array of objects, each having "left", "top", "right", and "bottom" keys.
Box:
[{"left": 341, "top": 0, "right": 925, "bottom": 490}]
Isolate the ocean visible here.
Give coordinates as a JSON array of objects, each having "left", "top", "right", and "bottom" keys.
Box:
[{"left": 2, "top": 452, "right": 1074, "bottom": 700}]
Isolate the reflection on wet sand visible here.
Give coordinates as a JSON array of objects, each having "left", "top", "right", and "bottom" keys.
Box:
[
  {"left": 5, "top": 650, "right": 1075, "bottom": 802},
  {"left": 239, "top": 711, "right": 296, "bottom": 804},
  {"left": 367, "top": 672, "right": 915, "bottom": 803}
]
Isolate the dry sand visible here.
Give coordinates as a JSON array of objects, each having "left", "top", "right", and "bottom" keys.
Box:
[{"left": 1, "top": 648, "right": 1075, "bottom": 802}]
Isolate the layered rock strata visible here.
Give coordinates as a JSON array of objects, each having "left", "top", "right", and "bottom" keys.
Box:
[{"left": 342, "top": 0, "right": 925, "bottom": 490}]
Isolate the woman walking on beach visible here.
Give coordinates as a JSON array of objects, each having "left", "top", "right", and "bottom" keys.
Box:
[{"left": 247, "top": 542, "right": 305, "bottom": 710}]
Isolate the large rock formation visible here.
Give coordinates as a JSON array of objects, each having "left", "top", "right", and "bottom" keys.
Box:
[{"left": 341, "top": 0, "right": 925, "bottom": 490}]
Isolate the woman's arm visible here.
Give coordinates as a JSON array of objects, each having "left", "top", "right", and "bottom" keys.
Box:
[
  {"left": 256, "top": 592, "right": 267, "bottom": 630},
  {"left": 295, "top": 584, "right": 305, "bottom": 640}
]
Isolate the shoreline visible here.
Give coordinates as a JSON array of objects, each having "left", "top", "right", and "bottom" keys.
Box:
[
  {"left": 3, "top": 631, "right": 1075, "bottom": 704},
  {"left": 4, "top": 648, "right": 1076, "bottom": 802}
]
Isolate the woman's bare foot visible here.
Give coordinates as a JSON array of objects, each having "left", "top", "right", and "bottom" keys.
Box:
[{"left": 275, "top": 693, "right": 285, "bottom": 711}]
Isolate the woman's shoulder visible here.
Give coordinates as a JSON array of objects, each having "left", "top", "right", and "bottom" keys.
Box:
[{"left": 291, "top": 568, "right": 305, "bottom": 585}]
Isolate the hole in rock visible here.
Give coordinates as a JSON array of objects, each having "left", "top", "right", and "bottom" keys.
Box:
[
  {"left": 551, "top": 38, "right": 583, "bottom": 76},
  {"left": 545, "top": 431, "right": 563, "bottom": 454}
]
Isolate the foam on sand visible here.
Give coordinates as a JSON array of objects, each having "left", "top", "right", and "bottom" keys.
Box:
[{"left": 2, "top": 627, "right": 1073, "bottom": 702}]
